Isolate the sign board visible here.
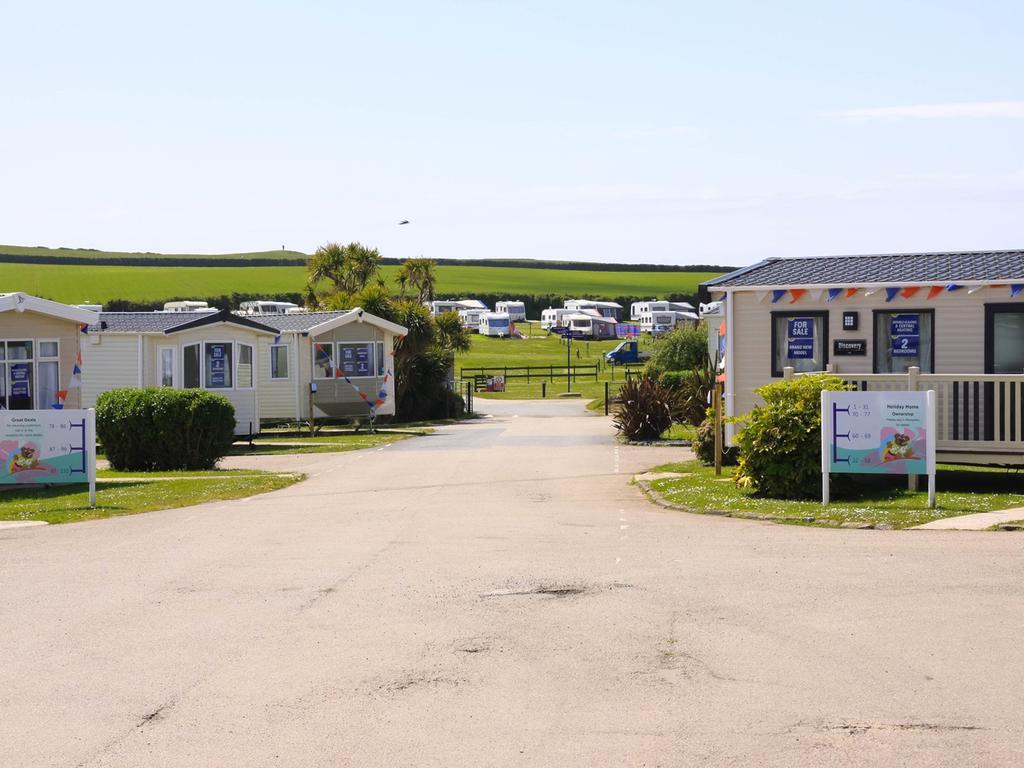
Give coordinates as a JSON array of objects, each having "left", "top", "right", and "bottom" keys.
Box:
[
  {"left": 0, "top": 409, "right": 97, "bottom": 505},
  {"left": 833, "top": 339, "right": 867, "bottom": 356},
  {"left": 786, "top": 317, "right": 814, "bottom": 359},
  {"left": 208, "top": 343, "right": 228, "bottom": 387},
  {"left": 890, "top": 314, "right": 920, "bottom": 356},
  {"left": 340, "top": 343, "right": 373, "bottom": 377},
  {"left": 821, "top": 390, "right": 935, "bottom": 507},
  {"left": 486, "top": 375, "right": 505, "bottom": 392}
]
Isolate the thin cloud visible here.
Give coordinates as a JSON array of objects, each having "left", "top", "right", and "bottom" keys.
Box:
[{"left": 832, "top": 101, "right": 1024, "bottom": 120}]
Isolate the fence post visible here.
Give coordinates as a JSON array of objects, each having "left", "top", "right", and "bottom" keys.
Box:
[
  {"left": 714, "top": 381, "right": 723, "bottom": 476},
  {"left": 604, "top": 381, "right": 610, "bottom": 416},
  {"left": 907, "top": 366, "right": 921, "bottom": 491},
  {"left": 783, "top": 366, "right": 795, "bottom": 380},
  {"left": 542, "top": 381, "right": 546, "bottom": 398}
]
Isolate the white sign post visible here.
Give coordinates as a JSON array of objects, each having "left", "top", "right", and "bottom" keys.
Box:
[
  {"left": 821, "top": 390, "right": 936, "bottom": 508},
  {"left": 0, "top": 408, "right": 98, "bottom": 507}
]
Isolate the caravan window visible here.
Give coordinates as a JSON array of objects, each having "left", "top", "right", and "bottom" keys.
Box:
[
  {"left": 36, "top": 340, "right": 59, "bottom": 409},
  {"left": 237, "top": 344, "right": 253, "bottom": 388},
  {"left": 270, "top": 345, "right": 289, "bottom": 379},
  {"left": 159, "top": 347, "right": 175, "bottom": 387},
  {"left": 204, "top": 343, "right": 233, "bottom": 389},
  {"left": 874, "top": 310, "right": 933, "bottom": 373},
  {"left": 183, "top": 344, "right": 201, "bottom": 388},
  {"left": 313, "top": 343, "right": 335, "bottom": 379},
  {"left": 771, "top": 312, "right": 828, "bottom": 377},
  {"left": 376, "top": 342, "right": 386, "bottom": 376},
  {"left": 337, "top": 343, "right": 374, "bottom": 378}
]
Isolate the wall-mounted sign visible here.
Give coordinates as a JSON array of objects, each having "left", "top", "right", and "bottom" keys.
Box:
[
  {"left": 890, "top": 314, "right": 920, "bottom": 356},
  {"left": 842, "top": 311, "right": 859, "bottom": 330},
  {"left": 0, "top": 409, "right": 97, "bottom": 505},
  {"left": 786, "top": 317, "right": 814, "bottom": 359},
  {"left": 833, "top": 339, "right": 867, "bottom": 356},
  {"left": 10, "top": 363, "right": 30, "bottom": 400},
  {"left": 821, "top": 390, "right": 936, "bottom": 507},
  {"left": 339, "top": 343, "right": 373, "bottom": 377}
]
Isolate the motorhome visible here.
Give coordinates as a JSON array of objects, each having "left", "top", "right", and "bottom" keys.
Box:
[
  {"left": 495, "top": 301, "right": 527, "bottom": 321},
  {"left": 630, "top": 300, "right": 696, "bottom": 320},
  {"left": 566, "top": 311, "right": 618, "bottom": 340},
  {"left": 163, "top": 300, "right": 213, "bottom": 312},
  {"left": 563, "top": 300, "right": 623, "bottom": 321},
  {"left": 458, "top": 308, "right": 488, "bottom": 331},
  {"left": 478, "top": 312, "right": 512, "bottom": 337},
  {"left": 639, "top": 310, "right": 700, "bottom": 335},
  {"left": 237, "top": 301, "right": 300, "bottom": 316},
  {"left": 540, "top": 307, "right": 575, "bottom": 330}
]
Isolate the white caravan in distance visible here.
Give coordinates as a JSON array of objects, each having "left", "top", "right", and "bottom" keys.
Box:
[
  {"left": 478, "top": 312, "right": 512, "bottom": 337},
  {"left": 494, "top": 301, "right": 527, "bottom": 321}
]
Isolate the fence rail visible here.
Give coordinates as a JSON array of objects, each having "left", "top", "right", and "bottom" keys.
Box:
[
  {"left": 458, "top": 364, "right": 600, "bottom": 383},
  {"left": 789, "top": 366, "right": 1024, "bottom": 458}
]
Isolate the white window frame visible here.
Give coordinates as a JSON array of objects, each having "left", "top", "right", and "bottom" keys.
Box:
[
  {"left": 36, "top": 338, "right": 60, "bottom": 409},
  {"left": 2, "top": 339, "right": 36, "bottom": 409},
  {"left": 313, "top": 342, "right": 336, "bottom": 380},
  {"left": 203, "top": 341, "right": 234, "bottom": 390},
  {"left": 270, "top": 343, "right": 290, "bottom": 380},
  {"left": 182, "top": 343, "right": 201, "bottom": 389},
  {"left": 157, "top": 345, "right": 177, "bottom": 388},
  {"left": 236, "top": 343, "right": 255, "bottom": 390}
]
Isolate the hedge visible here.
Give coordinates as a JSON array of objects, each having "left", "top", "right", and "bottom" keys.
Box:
[{"left": 96, "top": 388, "right": 236, "bottom": 471}]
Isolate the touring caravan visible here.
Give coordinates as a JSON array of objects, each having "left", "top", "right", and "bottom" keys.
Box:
[
  {"left": 541, "top": 307, "right": 575, "bottom": 331},
  {"left": 566, "top": 312, "right": 618, "bottom": 340},
  {"left": 458, "top": 308, "right": 487, "bottom": 331},
  {"left": 563, "top": 300, "right": 623, "bottom": 321},
  {"left": 425, "top": 300, "right": 463, "bottom": 317},
  {"left": 237, "top": 301, "right": 300, "bottom": 316},
  {"left": 495, "top": 301, "right": 527, "bottom": 322},
  {"left": 631, "top": 300, "right": 696, "bottom": 320},
  {"left": 479, "top": 312, "right": 512, "bottom": 337},
  {"left": 639, "top": 310, "right": 701, "bottom": 335}
]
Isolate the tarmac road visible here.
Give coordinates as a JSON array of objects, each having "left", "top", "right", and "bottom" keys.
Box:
[{"left": 1, "top": 399, "right": 1022, "bottom": 767}]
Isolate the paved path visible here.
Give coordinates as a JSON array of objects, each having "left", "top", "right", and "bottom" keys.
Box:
[
  {"left": 915, "top": 507, "right": 1024, "bottom": 530},
  {"left": 1, "top": 400, "right": 1022, "bottom": 767}
]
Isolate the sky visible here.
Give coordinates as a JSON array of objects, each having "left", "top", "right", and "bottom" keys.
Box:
[{"left": 2, "top": 0, "right": 1023, "bottom": 267}]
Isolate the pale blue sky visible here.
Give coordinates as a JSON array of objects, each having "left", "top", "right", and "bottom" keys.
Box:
[{"left": 3, "top": 1, "right": 1022, "bottom": 266}]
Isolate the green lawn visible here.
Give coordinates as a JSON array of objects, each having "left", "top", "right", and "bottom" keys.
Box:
[
  {"left": 231, "top": 430, "right": 421, "bottom": 455},
  {"left": 643, "top": 460, "right": 1024, "bottom": 529},
  {"left": 457, "top": 333, "right": 651, "bottom": 401},
  {"left": 0, "top": 471, "right": 301, "bottom": 525},
  {"left": 0, "top": 244, "right": 307, "bottom": 262},
  {"left": 0, "top": 261, "right": 719, "bottom": 304}
]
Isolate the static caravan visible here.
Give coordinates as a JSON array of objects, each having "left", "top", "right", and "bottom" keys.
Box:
[
  {"left": 0, "top": 294, "right": 98, "bottom": 411},
  {"left": 163, "top": 301, "right": 211, "bottom": 312},
  {"left": 541, "top": 307, "right": 575, "bottom": 330},
  {"left": 639, "top": 310, "right": 701, "bottom": 335},
  {"left": 631, "top": 300, "right": 697, "bottom": 320},
  {"left": 457, "top": 299, "right": 488, "bottom": 310},
  {"left": 495, "top": 301, "right": 527, "bottom": 321},
  {"left": 701, "top": 249, "right": 1024, "bottom": 464},
  {"left": 425, "top": 300, "right": 463, "bottom": 317},
  {"left": 565, "top": 312, "right": 618, "bottom": 340},
  {"left": 237, "top": 301, "right": 300, "bottom": 316},
  {"left": 479, "top": 312, "right": 512, "bottom": 337},
  {"left": 82, "top": 308, "right": 277, "bottom": 435},
  {"left": 458, "top": 308, "right": 487, "bottom": 331},
  {"left": 257, "top": 308, "right": 407, "bottom": 422},
  {"left": 564, "top": 300, "right": 623, "bottom": 321}
]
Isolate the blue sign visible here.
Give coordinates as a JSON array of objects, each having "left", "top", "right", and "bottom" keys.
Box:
[
  {"left": 786, "top": 317, "right": 814, "bottom": 359},
  {"left": 890, "top": 314, "right": 920, "bottom": 356},
  {"left": 208, "top": 344, "right": 228, "bottom": 386},
  {"left": 10, "top": 363, "right": 30, "bottom": 399},
  {"left": 340, "top": 344, "right": 373, "bottom": 377}
]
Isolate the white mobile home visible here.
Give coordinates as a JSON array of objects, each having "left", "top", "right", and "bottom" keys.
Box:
[
  {"left": 479, "top": 312, "right": 512, "bottom": 337},
  {"left": 639, "top": 309, "right": 700, "bottom": 335},
  {"left": 458, "top": 308, "right": 487, "bottom": 331},
  {"left": 563, "top": 300, "right": 623, "bottom": 321},
  {"left": 702, "top": 249, "right": 1024, "bottom": 464},
  {"left": 495, "top": 301, "right": 527, "bottom": 321},
  {"left": 541, "top": 307, "right": 575, "bottom": 330},
  {"left": 425, "top": 300, "right": 463, "bottom": 317},
  {"left": 237, "top": 300, "right": 300, "bottom": 316},
  {"left": 630, "top": 300, "right": 697, "bottom": 320}
]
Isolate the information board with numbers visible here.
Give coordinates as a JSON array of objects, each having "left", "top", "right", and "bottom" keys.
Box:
[
  {"left": 0, "top": 409, "right": 96, "bottom": 495},
  {"left": 821, "top": 390, "right": 935, "bottom": 507}
]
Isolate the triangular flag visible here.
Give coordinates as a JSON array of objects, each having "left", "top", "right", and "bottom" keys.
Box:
[
  {"left": 845, "top": 288, "right": 858, "bottom": 299},
  {"left": 900, "top": 287, "right": 920, "bottom": 299},
  {"left": 67, "top": 376, "right": 81, "bottom": 389},
  {"left": 273, "top": 335, "right": 282, "bottom": 344},
  {"left": 863, "top": 288, "right": 878, "bottom": 297},
  {"left": 56, "top": 390, "right": 68, "bottom": 401},
  {"left": 72, "top": 364, "right": 81, "bottom": 375},
  {"left": 1012, "top": 285, "right": 1024, "bottom": 298},
  {"left": 809, "top": 289, "right": 824, "bottom": 302},
  {"left": 79, "top": 324, "right": 89, "bottom": 334},
  {"left": 827, "top": 288, "right": 843, "bottom": 302},
  {"left": 770, "top": 290, "right": 787, "bottom": 303},
  {"left": 967, "top": 285, "right": 985, "bottom": 295},
  {"left": 789, "top": 289, "right": 806, "bottom": 303},
  {"left": 946, "top": 283, "right": 962, "bottom": 292},
  {"left": 927, "top": 286, "right": 943, "bottom": 299},
  {"left": 76, "top": 351, "right": 82, "bottom": 365},
  {"left": 885, "top": 287, "right": 900, "bottom": 302},
  {"left": 718, "top": 321, "right": 726, "bottom": 337},
  {"left": 755, "top": 291, "right": 769, "bottom": 303}
]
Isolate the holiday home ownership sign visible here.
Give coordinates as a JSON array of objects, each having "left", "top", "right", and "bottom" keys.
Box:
[
  {"left": 0, "top": 409, "right": 97, "bottom": 504},
  {"left": 821, "top": 390, "right": 936, "bottom": 507}
]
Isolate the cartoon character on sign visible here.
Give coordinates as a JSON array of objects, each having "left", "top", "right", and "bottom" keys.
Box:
[
  {"left": 882, "top": 432, "right": 920, "bottom": 462},
  {"left": 3, "top": 442, "right": 58, "bottom": 481}
]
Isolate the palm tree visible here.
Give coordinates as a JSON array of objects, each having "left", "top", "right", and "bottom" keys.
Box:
[
  {"left": 398, "top": 257, "right": 438, "bottom": 304},
  {"left": 306, "top": 242, "right": 382, "bottom": 297}
]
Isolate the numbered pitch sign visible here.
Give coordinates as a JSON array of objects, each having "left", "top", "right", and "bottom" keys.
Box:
[
  {"left": 0, "top": 409, "right": 97, "bottom": 505},
  {"left": 820, "top": 390, "right": 936, "bottom": 508}
]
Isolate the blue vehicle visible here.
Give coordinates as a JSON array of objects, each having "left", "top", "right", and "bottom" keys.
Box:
[{"left": 605, "top": 340, "right": 649, "bottom": 365}]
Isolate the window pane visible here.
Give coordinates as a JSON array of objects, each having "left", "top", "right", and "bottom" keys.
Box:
[
  {"left": 8, "top": 341, "right": 32, "bottom": 361},
  {"left": 39, "top": 341, "right": 58, "bottom": 358},
  {"left": 774, "top": 315, "right": 824, "bottom": 374},
  {"left": 376, "top": 342, "right": 385, "bottom": 376},
  {"left": 992, "top": 313, "right": 1024, "bottom": 374},
  {"left": 314, "top": 343, "right": 334, "bottom": 378},
  {"left": 271, "top": 345, "right": 289, "bottom": 379},
  {"left": 160, "top": 349, "right": 175, "bottom": 387},
  {"left": 875, "top": 312, "right": 933, "bottom": 373},
  {"left": 337, "top": 343, "right": 373, "bottom": 377},
  {"left": 38, "top": 361, "right": 59, "bottom": 408},
  {"left": 0, "top": 363, "right": 6, "bottom": 408},
  {"left": 237, "top": 344, "right": 253, "bottom": 388},
  {"left": 9, "top": 361, "right": 32, "bottom": 409},
  {"left": 205, "top": 343, "right": 233, "bottom": 388},
  {"left": 184, "top": 344, "right": 201, "bottom": 388}
]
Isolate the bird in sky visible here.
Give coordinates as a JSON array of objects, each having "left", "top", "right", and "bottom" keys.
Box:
[{"left": 398, "top": 220, "right": 410, "bottom": 225}]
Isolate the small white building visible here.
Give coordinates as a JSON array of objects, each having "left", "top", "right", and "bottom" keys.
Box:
[{"left": 495, "top": 301, "right": 527, "bottom": 321}]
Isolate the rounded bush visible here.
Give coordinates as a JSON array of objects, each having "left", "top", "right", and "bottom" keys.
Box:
[
  {"left": 693, "top": 416, "right": 738, "bottom": 467},
  {"left": 96, "top": 388, "right": 236, "bottom": 471}
]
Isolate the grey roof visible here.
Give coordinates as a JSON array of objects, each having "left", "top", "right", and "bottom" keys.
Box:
[
  {"left": 92, "top": 309, "right": 276, "bottom": 334},
  {"left": 251, "top": 310, "right": 352, "bottom": 332},
  {"left": 704, "top": 250, "right": 1024, "bottom": 288}
]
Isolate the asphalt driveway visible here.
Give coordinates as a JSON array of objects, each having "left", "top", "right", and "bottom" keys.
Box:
[{"left": 1, "top": 399, "right": 1021, "bottom": 767}]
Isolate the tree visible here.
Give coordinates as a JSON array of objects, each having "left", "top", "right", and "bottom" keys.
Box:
[
  {"left": 396, "top": 257, "right": 438, "bottom": 304},
  {"left": 306, "top": 242, "right": 383, "bottom": 306}
]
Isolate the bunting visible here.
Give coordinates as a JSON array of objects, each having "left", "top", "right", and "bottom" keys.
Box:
[
  {"left": 770, "top": 290, "right": 787, "bottom": 304},
  {"left": 826, "top": 288, "right": 843, "bottom": 302},
  {"left": 946, "top": 283, "right": 962, "bottom": 292},
  {"left": 1012, "top": 285, "right": 1024, "bottom": 298},
  {"left": 884, "top": 287, "right": 900, "bottom": 302},
  {"left": 845, "top": 288, "right": 858, "bottom": 299},
  {"left": 927, "top": 286, "right": 943, "bottom": 299},
  {"left": 900, "top": 286, "right": 920, "bottom": 299},
  {"left": 79, "top": 323, "right": 89, "bottom": 335},
  {"left": 789, "top": 289, "right": 806, "bottom": 303}
]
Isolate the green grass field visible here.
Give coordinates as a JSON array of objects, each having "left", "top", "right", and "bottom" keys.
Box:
[
  {"left": 0, "top": 244, "right": 307, "bottom": 262},
  {"left": 0, "top": 262, "right": 719, "bottom": 304}
]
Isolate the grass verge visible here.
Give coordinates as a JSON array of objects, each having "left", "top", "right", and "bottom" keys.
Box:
[
  {"left": 0, "top": 471, "right": 301, "bottom": 525},
  {"left": 230, "top": 430, "right": 422, "bottom": 455},
  {"left": 641, "top": 460, "right": 1024, "bottom": 529}
]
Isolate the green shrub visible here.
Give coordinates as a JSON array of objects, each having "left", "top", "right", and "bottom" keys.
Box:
[
  {"left": 733, "top": 374, "right": 849, "bottom": 498},
  {"left": 96, "top": 388, "right": 236, "bottom": 471},
  {"left": 646, "top": 323, "right": 708, "bottom": 378},
  {"left": 660, "top": 360, "right": 716, "bottom": 427},
  {"left": 693, "top": 415, "right": 738, "bottom": 466},
  {"left": 613, "top": 376, "right": 678, "bottom": 441}
]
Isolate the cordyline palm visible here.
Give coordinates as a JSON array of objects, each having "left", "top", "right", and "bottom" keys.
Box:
[
  {"left": 397, "top": 257, "right": 437, "bottom": 304},
  {"left": 307, "top": 241, "right": 382, "bottom": 296}
]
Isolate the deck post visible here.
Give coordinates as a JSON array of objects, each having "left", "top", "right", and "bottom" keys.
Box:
[
  {"left": 783, "top": 366, "right": 795, "bottom": 380},
  {"left": 908, "top": 367, "right": 920, "bottom": 491},
  {"left": 714, "top": 382, "right": 723, "bottom": 476}
]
